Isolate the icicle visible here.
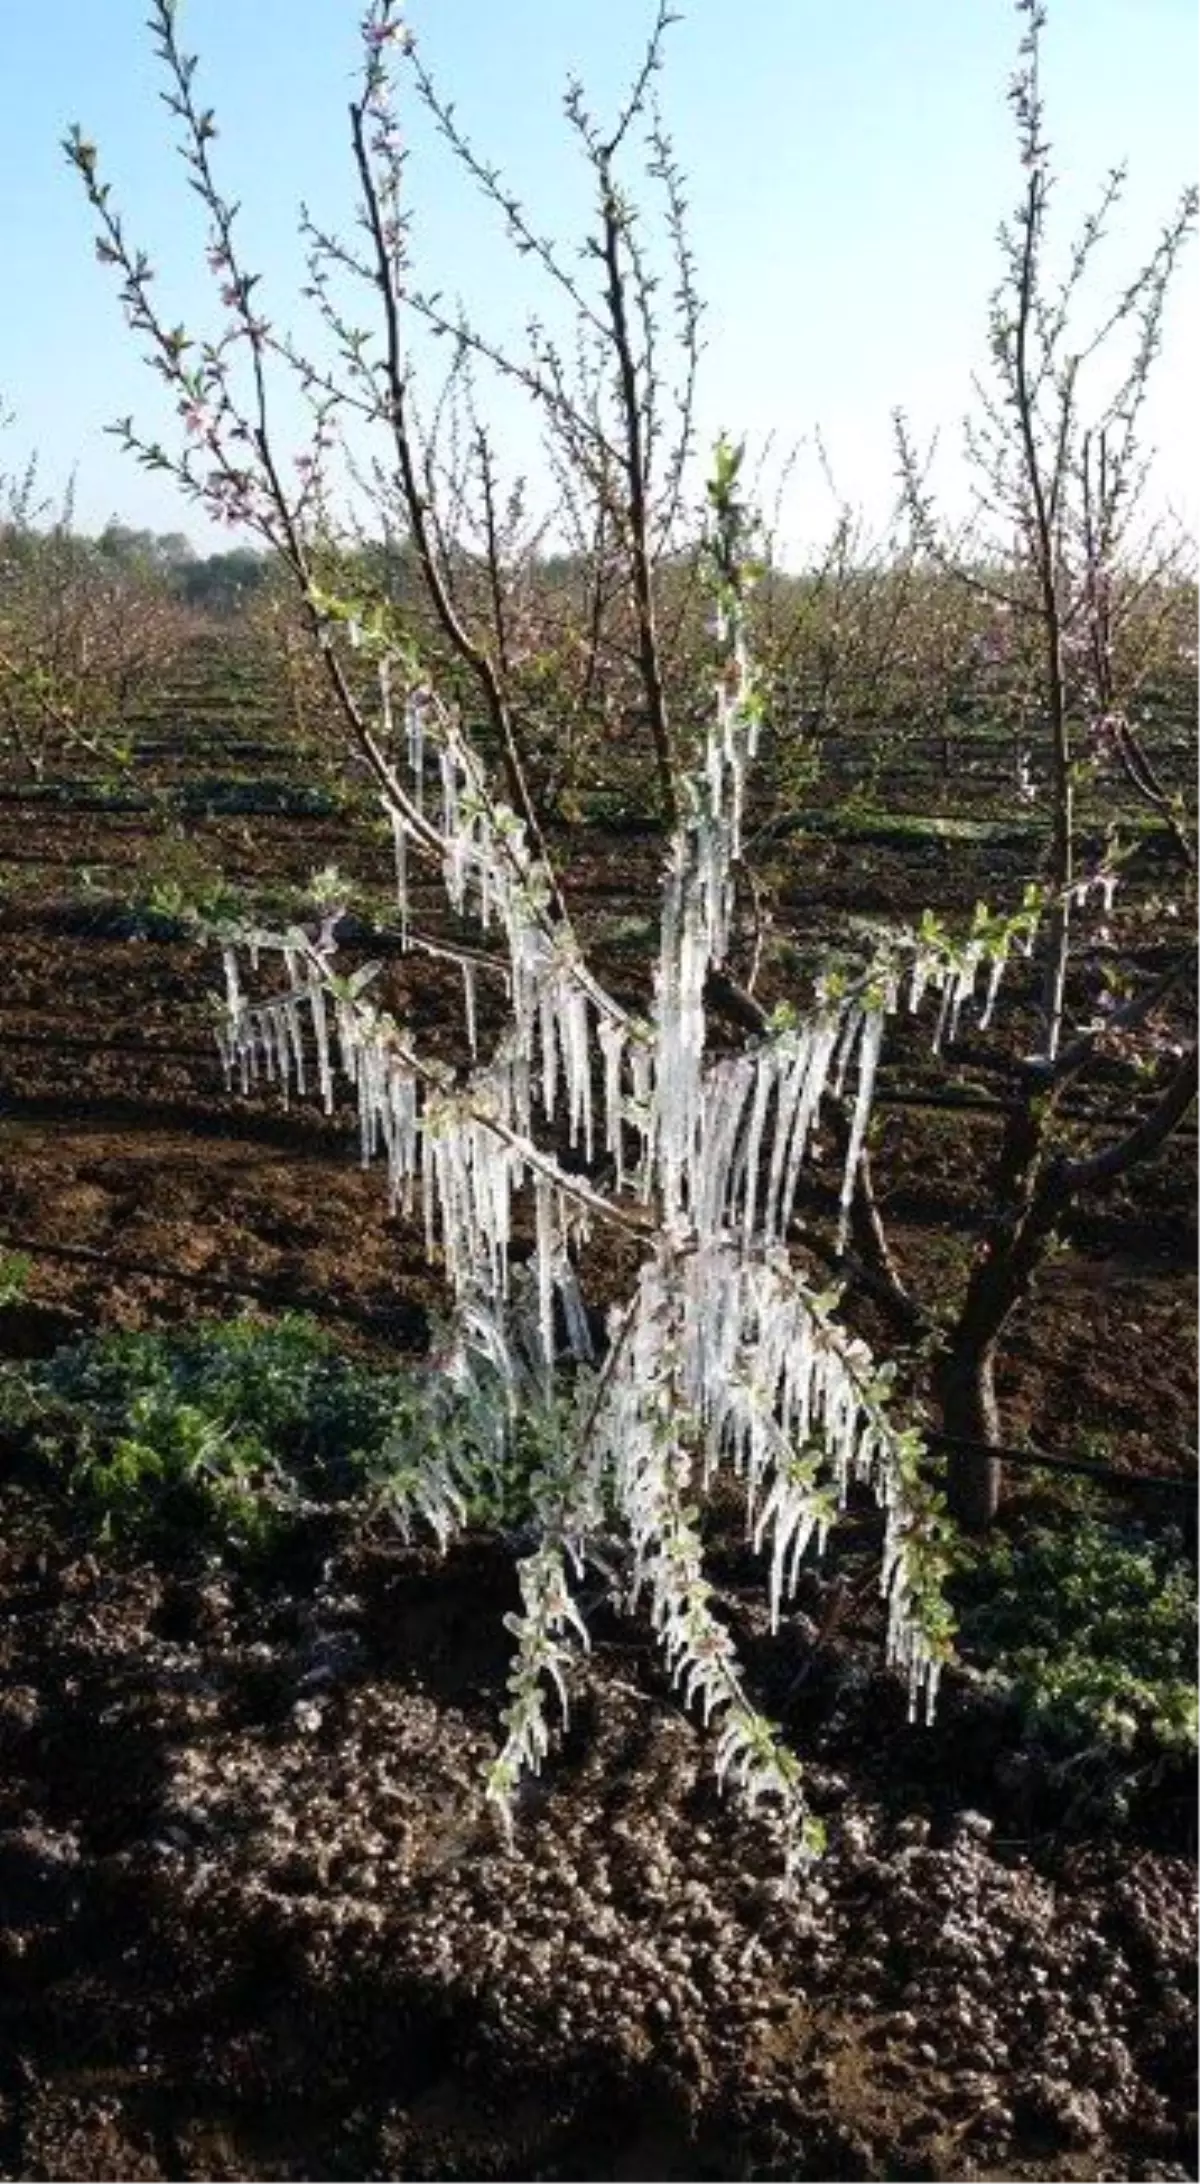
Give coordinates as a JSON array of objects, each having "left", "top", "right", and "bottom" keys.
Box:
[
  {"left": 310, "top": 987, "right": 334, "bottom": 1118},
  {"left": 441, "top": 747, "right": 467, "bottom": 910},
  {"left": 908, "top": 951, "right": 933, "bottom": 1017},
  {"left": 628, "top": 1041, "right": 654, "bottom": 1198},
  {"left": 533, "top": 1175, "right": 555, "bottom": 1373},
  {"left": 539, "top": 981, "right": 559, "bottom": 1118},
  {"left": 358, "top": 1038, "right": 380, "bottom": 1166},
  {"left": 598, "top": 1017, "right": 626, "bottom": 1163},
  {"left": 407, "top": 694, "right": 425, "bottom": 814},
  {"left": 836, "top": 1008, "right": 885, "bottom": 1254},
  {"left": 775, "top": 1016, "right": 840, "bottom": 1242},
  {"left": 556, "top": 1259, "right": 594, "bottom": 1362},
  {"left": 977, "top": 944, "right": 1008, "bottom": 1031},
  {"left": 830, "top": 1005, "right": 862, "bottom": 1099},
  {"left": 259, "top": 1006, "right": 280, "bottom": 1092},
  {"left": 391, "top": 807, "right": 409, "bottom": 947},
  {"left": 735, "top": 1050, "right": 776, "bottom": 1243},
  {"left": 462, "top": 961, "right": 478, "bottom": 1056},
  {"left": 561, "top": 984, "right": 593, "bottom": 1156},
  {"left": 221, "top": 945, "right": 240, "bottom": 1015},
  {"left": 421, "top": 1112, "right": 437, "bottom": 1262},
  {"left": 284, "top": 996, "right": 306, "bottom": 1096},
  {"left": 695, "top": 1055, "right": 752, "bottom": 1240},
  {"left": 762, "top": 1037, "right": 808, "bottom": 1243},
  {"left": 945, "top": 945, "right": 981, "bottom": 1046}
]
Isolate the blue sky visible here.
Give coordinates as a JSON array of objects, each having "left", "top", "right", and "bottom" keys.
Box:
[{"left": 2, "top": 0, "right": 1195, "bottom": 552}]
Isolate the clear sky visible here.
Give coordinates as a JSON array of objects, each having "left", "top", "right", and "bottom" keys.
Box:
[{"left": 2, "top": 0, "right": 1195, "bottom": 554}]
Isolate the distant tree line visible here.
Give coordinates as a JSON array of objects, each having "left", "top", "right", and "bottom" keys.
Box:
[{"left": 91, "top": 523, "right": 271, "bottom": 617}]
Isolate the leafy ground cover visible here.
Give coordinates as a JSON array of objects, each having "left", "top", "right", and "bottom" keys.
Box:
[{"left": 0, "top": 641, "right": 1195, "bottom": 2179}]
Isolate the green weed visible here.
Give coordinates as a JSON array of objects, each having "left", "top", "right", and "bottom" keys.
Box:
[
  {"left": 0, "top": 1313, "right": 566, "bottom": 1559},
  {"left": 0, "top": 1250, "right": 32, "bottom": 1306},
  {"left": 0, "top": 1316, "right": 401, "bottom": 1555},
  {"left": 953, "top": 1488, "right": 1197, "bottom": 1800}
]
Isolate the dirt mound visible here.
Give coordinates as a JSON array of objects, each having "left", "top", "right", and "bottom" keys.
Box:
[{"left": 0, "top": 1509, "right": 1194, "bottom": 2182}]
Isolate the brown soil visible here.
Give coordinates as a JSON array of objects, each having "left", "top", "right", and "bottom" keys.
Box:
[
  {"left": 0, "top": 1498, "right": 1195, "bottom": 2183},
  {"left": 0, "top": 681, "right": 1195, "bottom": 2180}
]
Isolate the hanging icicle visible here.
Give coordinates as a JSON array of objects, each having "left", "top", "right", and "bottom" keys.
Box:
[{"left": 836, "top": 1005, "right": 886, "bottom": 1254}]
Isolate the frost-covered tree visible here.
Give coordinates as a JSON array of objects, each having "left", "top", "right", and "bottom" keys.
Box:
[
  {"left": 66, "top": 0, "right": 1160, "bottom": 1863},
  {"left": 890, "top": 0, "right": 1197, "bottom": 1525},
  {"left": 207, "top": 440, "right": 1017, "bottom": 1866}
]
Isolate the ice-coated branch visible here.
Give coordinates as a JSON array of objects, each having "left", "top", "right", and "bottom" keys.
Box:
[{"left": 204, "top": 442, "right": 1033, "bottom": 1869}]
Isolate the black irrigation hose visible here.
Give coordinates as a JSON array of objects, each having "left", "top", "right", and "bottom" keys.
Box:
[
  {"left": 871, "top": 1085, "right": 1178, "bottom": 1125},
  {"left": 926, "top": 1423, "right": 1197, "bottom": 1563},
  {"left": 3, "top": 1231, "right": 1192, "bottom": 1510},
  {"left": 4, "top": 1214, "right": 1189, "bottom": 1555}
]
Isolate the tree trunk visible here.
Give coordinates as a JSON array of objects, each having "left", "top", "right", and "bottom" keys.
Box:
[
  {"left": 933, "top": 1085, "right": 1060, "bottom": 1530},
  {"left": 935, "top": 1325, "right": 1004, "bottom": 1529}
]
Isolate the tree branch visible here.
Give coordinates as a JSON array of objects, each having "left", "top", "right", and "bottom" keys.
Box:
[{"left": 1059, "top": 1042, "right": 1196, "bottom": 1192}]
